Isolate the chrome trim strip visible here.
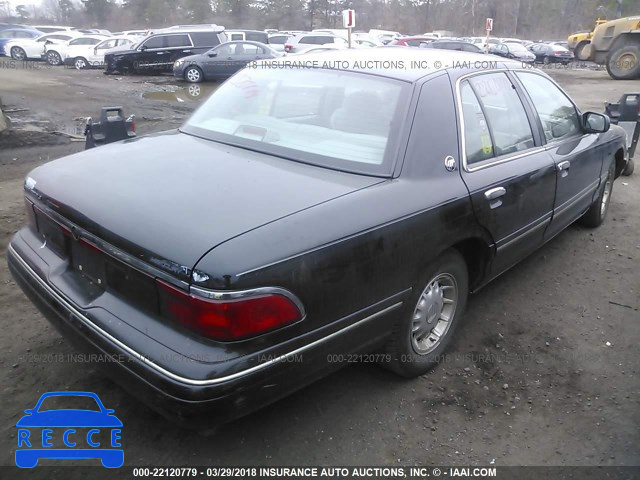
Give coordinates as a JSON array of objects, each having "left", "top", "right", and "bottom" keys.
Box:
[
  {"left": 496, "top": 215, "right": 550, "bottom": 252},
  {"left": 26, "top": 196, "right": 190, "bottom": 289},
  {"left": 190, "top": 285, "right": 307, "bottom": 318},
  {"left": 9, "top": 243, "right": 402, "bottom": 387}
]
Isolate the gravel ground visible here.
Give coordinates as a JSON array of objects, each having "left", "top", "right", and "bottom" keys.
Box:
[{"left": 0, "top": 61, "right": 638, "bottom": 478}]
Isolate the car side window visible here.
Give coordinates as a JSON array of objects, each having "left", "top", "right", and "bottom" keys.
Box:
[
  {"left": 142, "top": 36, "right": 165, "bottom": 49},
  {"left": 241, "top": 44, "right": 262, "bottom": 55},
  {"left": 515, "top": 72, "right": 581, "bottom": 142},
  {"left": 467, "top": 73, "right": 535, "bottom": 157},
  {"left": 166, "top": 34, "right": 190, "bottom": 48},
  {"left": 460, "top": 81, "right": 495, "bottom": 164}
]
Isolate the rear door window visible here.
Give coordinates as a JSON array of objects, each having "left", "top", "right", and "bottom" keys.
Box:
[
  {"left": 468, "top": 73, "right": 535, "bottom": 157},
  {"left": 166, "top": 34, "right": 191, "bottom": 48}
]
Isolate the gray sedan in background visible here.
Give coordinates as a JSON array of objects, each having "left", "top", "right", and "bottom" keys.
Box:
[{"left": 173, "top": 40, "right": 281, "bottom": 83}]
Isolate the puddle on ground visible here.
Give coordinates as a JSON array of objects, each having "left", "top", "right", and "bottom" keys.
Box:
[{"left": 142, "top": 84, "right": 219, "bottom": 103}]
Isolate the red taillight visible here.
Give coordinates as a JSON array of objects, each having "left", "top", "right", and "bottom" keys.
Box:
[
  {"left": 284, "top": 44, "right": 292, "bottom": 52},
  {"left": 157, "top": 280, "right": 303, "bottom": 341}
]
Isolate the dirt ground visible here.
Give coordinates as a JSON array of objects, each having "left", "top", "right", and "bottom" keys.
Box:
[{"left": 0, "top": 61, "right": 638, "bottom": 477}]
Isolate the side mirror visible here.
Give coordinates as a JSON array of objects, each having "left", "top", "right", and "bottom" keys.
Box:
[
  {"left": 208, "top": 52, "right": 217, "bottom": 57},
  {"left": 139, "top": 45, "right": 147, "bottom": 51},
  {"left": 582, "top": 112, "right": 610, "bottom": 133}
]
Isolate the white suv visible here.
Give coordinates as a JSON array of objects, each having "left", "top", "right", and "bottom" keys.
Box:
[
  {"left": 45, "top": 35, "right": 109, "bottom": 66},
  {"left": 284, "top": 33, "right": 347, "bottom": 54}
]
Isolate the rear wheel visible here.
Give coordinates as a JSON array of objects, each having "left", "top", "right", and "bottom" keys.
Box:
[
  {"left": 606, "top": 44, "right": 640, "bottom": 80},
  {"left": 580, "top": 161, "right": 615, "bottom": 228},
  {"left": 543, "top": 55, "right": 551, "bottom": 65},
  {"left": 185, "top": 66, "right": 203, "bottom": 83},
  {"left": 382, "top": 249, "right": 468, "bottom": 377},
  {"left": 46, "top": 50, "right": 61, "bottom": 66},
  {"left": 10, "top": 46, "right": 26, "bottom": 60}
]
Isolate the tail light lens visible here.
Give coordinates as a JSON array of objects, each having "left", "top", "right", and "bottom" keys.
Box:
[
  {"left": 284, "top": 44, "right": 292, "bottom": 52},
  {"left": 157, "top": 280, "right": 303, "bottom": 341}
]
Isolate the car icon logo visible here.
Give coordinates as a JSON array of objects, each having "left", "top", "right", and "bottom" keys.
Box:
[{"left": 15, "top": 391, "right": 123, "bottom": 468}]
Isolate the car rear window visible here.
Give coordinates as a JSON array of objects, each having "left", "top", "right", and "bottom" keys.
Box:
[
  {"left": 190, "top": 32, "right": 221, "bottom": 47},
  {"left": 183, "top": 68, "right": 409, "bottom": 176}
]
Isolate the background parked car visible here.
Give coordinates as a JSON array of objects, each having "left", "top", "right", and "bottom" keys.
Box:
[
  {"left": 104, "top": 26, "right": 227, "bottom": 74},
  {"left": 0, "top": 28, "right": 42, "bottom": 56},
  {"left": 489, "top": 42, "right": 536, "bottom": 62},
  {"left": 5, "top": 31, "right": 79, "bottom": 61},
  {"left": 45, "top": 34, "right": 108, "bottom": 66},
  {"left": 63, "top": 35, "right": 139, "bottom": 69},
  {"left": 389, "top": 35, "right": 437, "bottom": 46},
  {"left": 267, "top": 33, "right": 291, "bottom": 52},
  {"left": 528, "top": 42, "right": 574, "bottom": 64},
  {"left": 226, "top": 29, "right": 269, "bottom": 43},
  {"left": 284, "top": 33, "right": 347, "bottom": 53},
  {"left": 420, "top": 39, "right": 483, "bottom": 52},
  {"left": 173, "top": 40, "right": 280, "bottom": 83}
]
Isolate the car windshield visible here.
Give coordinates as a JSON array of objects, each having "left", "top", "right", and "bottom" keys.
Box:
[
  {"left": 182, "top": 67, "right": 408, "bottom": 176},
  {"left": 37, "top": 395, "right": 101, "bottom": 412}
]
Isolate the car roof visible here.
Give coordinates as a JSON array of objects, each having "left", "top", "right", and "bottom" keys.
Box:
[{"left": 263, "top": 47, "right": 518, "bottom": 82}]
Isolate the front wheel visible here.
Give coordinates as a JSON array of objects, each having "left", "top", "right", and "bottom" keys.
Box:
[
  {"left": 46, "top": 50, "right": 61, "bottom": 66},
  {"left": 184, "top": 66, "right": 203, "bottom": 83},
  {"left": 74, "top": 57, "right": 88, "bottom": 70},
  {"left": 382, "top": 249, "right": 468, "bottom": 377},
  {"left": 579, "top": 161, "right": 615, "bottom": 228},
  {"left": 622, "top": 157, "right": 634, "bottom": 176}
]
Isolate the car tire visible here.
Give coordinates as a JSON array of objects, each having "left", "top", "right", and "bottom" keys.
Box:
[
  {"left": 622, "top": 157, "right": 634, "bottom": 176},
  {"left": 543, "top": 56, "right": 551, "bottom": 65},
  {"left": 606, "top": 44, "right": 640, "bottom": 80},
  {"left": 46, "top": 50, "right": 61, "bottom": 66},
  {"left": 382, "top": 249, "right": 468, "bottom": 378},
  {"left": 185, "top": 66, "right": 203, "bottom": 83},
  {"left": 574, "top": 42, "right": 589, "bottom": 61},
  {"left": 579, "top": 160, "right": 615, "bottom": 228},
  {"left": 10, "top": 46, "right": 26, "bottom": 60},
  {"left": 74, "top": 57, "right": 88, "bottom": 70}
]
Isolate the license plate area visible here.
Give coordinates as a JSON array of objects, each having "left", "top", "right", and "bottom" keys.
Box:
[{"left": 71, "top": 239, "right": 106, "bottom": 289}]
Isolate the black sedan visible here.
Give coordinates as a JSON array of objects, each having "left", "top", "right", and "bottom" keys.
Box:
[
  {"left": 8, "top": 49, "right": 630, "bottom": 430},
  {"left": 489, "top": 42, "right": 536, "bottom": 63},
  {"left": 173, "top": 40, "right": 281, "bottom": 83},
  {"left": 528, "top": 42, "right": 575, "bottom": 64}
]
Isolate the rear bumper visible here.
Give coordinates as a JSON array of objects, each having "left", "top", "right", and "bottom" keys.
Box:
[{"left": 7, "top": 232, "right": 402, "bottom": 428}]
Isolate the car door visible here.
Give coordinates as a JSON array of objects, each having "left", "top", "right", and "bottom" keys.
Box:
[
  {"left": 203, "top": 43, "right": 234, "bottom": 78},
  {"left": 137, "top": 35, "right": 167, "bottom": 71},
  {"left": 165, "top": 34, "right": 193, "bottom": 66},
  {"left": 513, "top": 71, "right": 605, "bottom": 240},
  {"left": 455, "top": 71, "right": 557, "bottom": 278}
]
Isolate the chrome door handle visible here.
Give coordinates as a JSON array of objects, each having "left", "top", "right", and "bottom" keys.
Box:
[
  {"left": 484, "top": 187, "right": 506, "bottom": 200},
  {"left": 485, "top": 187, "right": 506, "bottom": 209},
  {"left": 557, "top": 160, "right": 570, "bottom": 178}
]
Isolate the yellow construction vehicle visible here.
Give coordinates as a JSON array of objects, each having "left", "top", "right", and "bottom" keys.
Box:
[
  {"left": 583, "top": 15, "right": 640, "bottom": 80},
  {"left": 568, "top": 19, "right": 608, "bottom": 60}
]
